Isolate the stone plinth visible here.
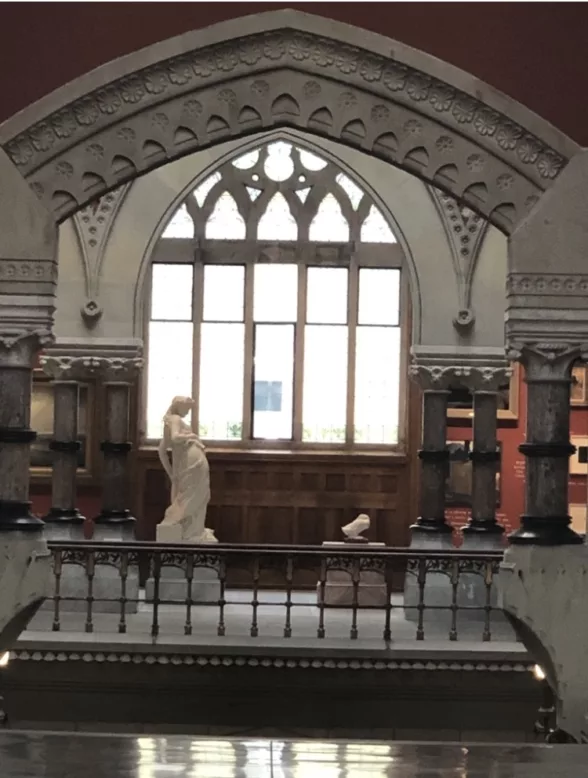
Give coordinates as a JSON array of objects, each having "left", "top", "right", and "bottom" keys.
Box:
[
  {"left": 317, "top": 542, "right": 387, "bottom": 607},
  {"left": 42, "top": 521, "right": 139, "bottom": 614},
  {"left": 457, "top": 531, "right": 505, "bottom": 620},
  {"left": 145, "top": 566, "right": 221, "bottom": 605},
  {"left": 403, "top": 532, "right": 454, "bottom": 623}
]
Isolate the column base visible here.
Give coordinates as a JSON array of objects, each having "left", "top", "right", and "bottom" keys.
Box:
[
  {"left": 410, "top": 518, "right": 454, "bottom": 535},
  {"left": 94, "top": 509, "right": 135, "bottom": 526},
  {"left": 0, "top": 500, "right": 44, "bottom": 532},
  {"left": 462, "top": 520, "right": 504, "bottom": 536},
  {"left": 43, "top": 507, "right": 85, "bottom": 524},
  {"left": 509, "top": 515, "right": 585, "bottom": 546}
]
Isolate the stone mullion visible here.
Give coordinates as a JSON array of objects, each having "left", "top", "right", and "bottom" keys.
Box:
[
  {"left": 412, "top": 389, "right": 452, "bottom": 535},
  {"left": 44, "top": 381, "right": 84, "bottom": 524},
  {"left": 464, "top": 391, "right": 503, "bottom": 536}
]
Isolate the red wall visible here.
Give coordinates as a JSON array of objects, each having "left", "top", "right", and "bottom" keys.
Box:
[{"left": 0, "top": 3, "right": 587, "bottom": 144}]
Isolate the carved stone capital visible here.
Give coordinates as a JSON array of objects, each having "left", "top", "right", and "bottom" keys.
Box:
[
  {"left": 0, "top": 328, "right": 54, "bottom": 367},
  {"left": 39, "top": 354, "right": 97, "bottom": 382},
  {"left": 92, "top": 357, "right": 143, "bottom": 384},
  {"left": 455, "top": 365, "right": 512, "bottom": 393},
  {"left": 408, "top": 364, "right": 455, "bottom": 391},
  {"left": 507, "top": 340, "right": 583, "bottom": 382}
]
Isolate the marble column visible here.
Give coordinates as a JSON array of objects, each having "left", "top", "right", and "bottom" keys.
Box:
[
  {"left": 462, "top": 368, "right": 509, "bottom": 544},
  {"left": 509, "top": 344, "right": 583, "bottom": 546},
  {"left": 409, "top": 366, "right": 453, "bottom": 541},
  {"left": 39, "top": 356, "right": 87, "bottom": 528},
  {"left": 94, "top": 358, "right": 142, "bottom": 535},
  {"left": 0, "top": 330, "right": 52, "bottom": 531}
]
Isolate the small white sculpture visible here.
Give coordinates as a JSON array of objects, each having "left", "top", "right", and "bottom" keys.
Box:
[
  {"left": 157, "top": 396, "right": 217, "bottom": 544},
  {"left": 341, "top": 513, "right": 371, "bottom": 542}
]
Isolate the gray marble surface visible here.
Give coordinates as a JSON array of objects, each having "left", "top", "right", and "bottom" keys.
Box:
[{"left": 2, "top": 731, "right": 588, "bottom": 776}]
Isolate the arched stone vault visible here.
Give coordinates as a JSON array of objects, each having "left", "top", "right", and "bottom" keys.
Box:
[{"left": 0, "top": 10, "right": 579, "bottom": 232}]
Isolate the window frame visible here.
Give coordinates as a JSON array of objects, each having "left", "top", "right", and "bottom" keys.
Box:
[{"left": 143, "top": 238, "right": 409, "bottom": 453}]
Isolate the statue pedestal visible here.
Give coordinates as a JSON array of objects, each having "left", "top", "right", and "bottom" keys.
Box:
[
  {"left": 317, "top": 541, "right": 387, "bottom": 607},
  {"left": 145, "top": 522, "right": 221, "bottom": 605}
]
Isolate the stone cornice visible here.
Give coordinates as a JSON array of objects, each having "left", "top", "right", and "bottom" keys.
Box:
[{"left": 410, "top": 348, "right": 510, "bottom": 390}]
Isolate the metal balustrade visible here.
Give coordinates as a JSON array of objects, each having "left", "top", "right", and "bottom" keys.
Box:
[{"left": 30, "top": 542, "right": 517, "bottom": 646}]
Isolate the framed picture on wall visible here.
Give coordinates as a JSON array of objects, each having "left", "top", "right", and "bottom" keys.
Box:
[
  {"left": 447, "top": 363, "right": 519, "bottom": 421},
  {"left": 30, "top": 377, "right": 93, "bottom": 474},
  {"left": 571, "top": 366, "right": 588, "bottom": 406},
  {"left": 445, "top": 440, "right": 501, "bottom": 507}
]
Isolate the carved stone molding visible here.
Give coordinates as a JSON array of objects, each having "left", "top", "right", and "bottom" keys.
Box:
[
  {"left": 408, "top": 364, "right": 456, "bottom": 391},
  {"left": 429, "top": 187, "right": 488, "bottom": 331},
  {"left": 10, "top": 648, "right": 533, "bottom": 673},
  {"left": 508, "top": 273, "right": 588, "bottom": 297},
  {"left": 0, "top": 26, "right": 573, "bottom": 231},
  {"left": 73, "top": 184, "right": 130, "bottom": 327}
]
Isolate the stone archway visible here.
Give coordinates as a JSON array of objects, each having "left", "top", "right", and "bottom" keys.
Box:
[{"left": 0, "top": 9, "right": 579, "bottom": 233}]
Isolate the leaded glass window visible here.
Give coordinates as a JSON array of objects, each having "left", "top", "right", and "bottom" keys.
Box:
[{"left": 147, "top": 141, "right": 404, "bottom": 448}]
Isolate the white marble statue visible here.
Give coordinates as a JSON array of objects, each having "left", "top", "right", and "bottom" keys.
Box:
[
  {"left": 342, "top": 513, "right": 371, "bottom": 542},
  {"left": 157, "top": 396, "right": 217, "bottom": 544}
]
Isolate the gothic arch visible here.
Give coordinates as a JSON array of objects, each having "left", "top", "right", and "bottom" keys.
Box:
[{"left": 0, "top": 10, "right": 579, "bottom": 233}]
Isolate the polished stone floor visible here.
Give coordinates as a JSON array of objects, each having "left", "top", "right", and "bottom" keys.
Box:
[{"left": 3, "top": 731, "right": 588, "bottom": 777}]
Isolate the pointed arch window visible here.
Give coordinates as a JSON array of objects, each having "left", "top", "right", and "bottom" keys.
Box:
[{"left": 147, "top": 141, "right": 404, "bottom": 449}]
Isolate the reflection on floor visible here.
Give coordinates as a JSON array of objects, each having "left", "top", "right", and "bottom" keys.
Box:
[
  {"left": 3, "top": 731, "right": 588, "bottom": 777},
  {"left": 20, "top": 591, "right": 521, "bottom": 653}
]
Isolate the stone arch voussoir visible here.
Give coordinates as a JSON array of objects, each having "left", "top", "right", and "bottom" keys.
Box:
[{"left": 0, "top": 11, "right": 579, "bottom": 233}]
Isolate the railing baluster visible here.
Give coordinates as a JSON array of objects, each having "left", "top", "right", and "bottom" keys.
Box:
[
  {"left": 483, "top": 560, "right": 493, "bottom": 642},
  {"left": 284, "top": 555, "right": 293, "bottom": 639},
  {"left": 151, "top": 552, "right": 161, "bottom": 640},
  {"left": 317, "top": 558, "right": 327, "bottom": 639},
  {"left": 350, "top": 557, "right": 360, "bottom": 640},
  {"left": 51, "top": 549, "right": 62, "bottom": 633},
  {"left": 217, "top": 558, "right": 226, "bottom": 637},
  {"left": 184, "top": 554, "right": 194, "bottom": 637},
  {"left": 449, "top": 559, "right": 459, "bottom": 641},
  {"left": 118, "top": 551, "right": 128, "bottom": 634},
  {"left": 84, "top": 551, "right": 95, "bottom": 634},
  {"left": 416, "top": 557, "right": 426, "bottom": 641},
  {"left": 250, "top": 556, "right": 260, "bottom": 638}
]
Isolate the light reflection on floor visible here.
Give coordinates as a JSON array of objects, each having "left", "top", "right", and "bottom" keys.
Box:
[{"left": 4, "top": 731, "right": 588, "bottom": 777}]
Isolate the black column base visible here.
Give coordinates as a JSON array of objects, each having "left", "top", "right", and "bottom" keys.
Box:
[
  {"left": 0, "top": 500, "right": 44, "bottom": 532},
  {"left": 43, "top": 507, "right": 85, "bottom": 524},
  {"left": 509, "top": 515, "right": 585, "bottom": 546},
  {"left": 410, "top": 518, "right": 453, "bottom": 534},
  {"left": 462, "top": 520, "right": 505, "bottom": 535},
  {"left": 94, "top": 509, "right": 135, "bottom": 525}
]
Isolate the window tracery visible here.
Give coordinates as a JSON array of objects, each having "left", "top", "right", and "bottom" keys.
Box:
[{"left": 148, "top": 141, "right": 402, "bottom": 449}]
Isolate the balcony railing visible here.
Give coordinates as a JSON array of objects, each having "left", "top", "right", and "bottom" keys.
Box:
[{"left": 20, "top": 542, "right": 521, "bottom": 650}]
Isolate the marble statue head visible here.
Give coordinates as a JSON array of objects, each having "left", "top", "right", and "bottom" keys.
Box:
[{"left": 166, "top": 396, "right": 195, "bottom": 418}]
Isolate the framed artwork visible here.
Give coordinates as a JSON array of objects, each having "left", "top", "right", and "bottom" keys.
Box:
[
  {"left": 30, "top": 379, "right": 92, "bottom": 473},
  {"left": 570, "top": 436, "right": 588, "bottom": 476},
  {"left": 571, "top": 366, "right": 588, "bottom": 406},
  {"left": 447, "top": 363, "right": 519, "bottom": 421},
  {"left": 445, "top": 440, "right": 501, "bottom": 507},
  {"left": 569, "top": 504, "right": 587, "bottom": 535}
]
